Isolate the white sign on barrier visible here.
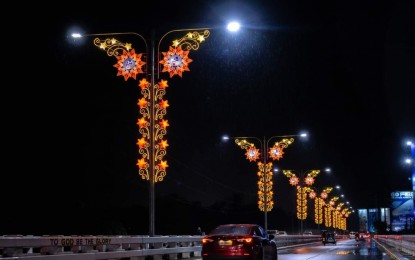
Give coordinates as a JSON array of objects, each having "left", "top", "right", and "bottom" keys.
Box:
[{"left": 49, "top": 238, "right": 112, "bottom": 246}]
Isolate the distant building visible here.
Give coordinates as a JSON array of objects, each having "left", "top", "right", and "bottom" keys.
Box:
[{"left": 358, "top": 208, "right": 390, "bottom": 233}]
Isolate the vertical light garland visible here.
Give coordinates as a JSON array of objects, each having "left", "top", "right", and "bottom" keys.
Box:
[{"left": 334, "top": 202, "right": 344, "bottom": 229}]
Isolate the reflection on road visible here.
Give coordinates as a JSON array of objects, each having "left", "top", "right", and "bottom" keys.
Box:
[{"left": 278, "top": 237, "right": 394, "bottom": 259}]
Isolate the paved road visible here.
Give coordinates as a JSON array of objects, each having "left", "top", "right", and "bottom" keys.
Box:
[{"left": 190, "top": 237, "right": 415, "bottom": 259}]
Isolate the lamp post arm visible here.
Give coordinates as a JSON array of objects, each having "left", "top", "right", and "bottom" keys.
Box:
[
  {"left": 156, "top": 27, "right": 211, "bottom": 79},
  {"left": 83, "top": 32, "right": 148, "bottom": 56}
]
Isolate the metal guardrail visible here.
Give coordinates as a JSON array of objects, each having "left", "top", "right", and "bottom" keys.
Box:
[
  {"left": 0, "top": 234, "right": 330, "bottom": 259},
  {"left": 0, "top": 235, "right": 203, "bottom": 259},
  {"left": 6, "top": 234, "right": 410, "bottom": 259}
]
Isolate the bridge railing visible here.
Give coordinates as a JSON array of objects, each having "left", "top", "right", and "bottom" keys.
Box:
[
  {"left": 0, "top": 235, "right": 203, "bottom": 259},
  {"left": 0, "top": 234, "right": 346, "bottom": 259}
]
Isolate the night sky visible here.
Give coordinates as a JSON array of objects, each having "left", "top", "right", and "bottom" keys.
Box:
[{"left": 4, "top": 0, "right": 414, "bottom": 235}]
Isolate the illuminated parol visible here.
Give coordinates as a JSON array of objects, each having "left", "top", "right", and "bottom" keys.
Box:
[
  {"left": 235, "top": 138, "right": 294, "bottom": 212},
  {"left": 92, "top": 31, "right": 210, "bottom": 183}
]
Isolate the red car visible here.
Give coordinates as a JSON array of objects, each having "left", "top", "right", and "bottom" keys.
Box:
[{"left": 202, "top": 224, "right": 278, "bottom": 260}]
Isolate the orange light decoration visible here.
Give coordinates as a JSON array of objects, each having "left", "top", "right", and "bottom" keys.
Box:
[
  {"left": 315, "top": 197, "right": 323, "bottom": 224},
  {"left": 246, "top": 147, "right": 261, "bottom": 162},
  {"left": 235, "top": 138, "right": 294, "bottom": 212},
  {"left": 92, "top": 31, "right": 209, "bottom": 187},
  {"left": 310, "top": 187, "right": 333, "bottom": 225},
  {"left": 283, "top": 170, "right": 320, "bottom": 220},
  {"left": 113, "top": 49, "right": 146, "bottom": 80},
  {"left": 324, "top": 196, "right": 339, "bottom": 228},
  {"left": 159, "top": 46, "right": 192, "bottom": 78},
  {"left": 296, "top": 187, "right": 311, "bottom": 220}
]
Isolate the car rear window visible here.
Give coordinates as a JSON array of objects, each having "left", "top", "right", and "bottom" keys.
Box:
[{"left": 210, "top": 226, "right": 251, "bottom": 235}]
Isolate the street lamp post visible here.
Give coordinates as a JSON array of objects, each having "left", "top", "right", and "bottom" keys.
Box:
[
  {"left": 72, "top": 27, "right": 215, "bottom": 236},
  {"left": 223, "top": 133, "right": 306, "bottom": 231},
  {"left": 282, "top": 169, "right": 321, "bottom": 234}
]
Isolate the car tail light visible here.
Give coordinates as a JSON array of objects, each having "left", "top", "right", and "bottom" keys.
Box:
[
  {"left": 236, "top": 237, "right": 253, "bottom": 243},
  {"left": 202, "top": 238, "right": 214, "bottom": 243}
]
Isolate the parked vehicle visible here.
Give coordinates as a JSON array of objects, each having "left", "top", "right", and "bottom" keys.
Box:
[{"left": 202, "top": 224, "right": 278, "bottom": 260}]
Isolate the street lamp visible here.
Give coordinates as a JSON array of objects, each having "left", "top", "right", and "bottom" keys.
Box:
[
  {"left": 222, "top": 133, "right": 307, "bottom": 231},
  {"left": 72, "top": 23, "right": 240, "bottom": 236}
]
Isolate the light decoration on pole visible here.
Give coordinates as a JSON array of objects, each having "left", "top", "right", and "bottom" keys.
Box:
[
  {"left": 283, "top": 170, "right": 320, "bottom": 220},
  {"left": 80, "top": 28, "right": 210, "bottom": 236},
  {"left": 324, "top": 196, "right": 339, "bottom": 228},
  {"left": 235, "top": 138, "right": 294, "bottom": 212},
  {"left": 333, "top": 202, "right": 344, "bottom": 230},
  {"left": 309, "top": 187, "right": 333, "bottom": 225},
  {"left": 340, "top": 208, "right": 351, "bottom": 230}
]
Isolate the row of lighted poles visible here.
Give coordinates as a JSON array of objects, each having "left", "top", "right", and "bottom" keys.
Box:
[
  {"left": 222, "top": 133, "right": 307, "bottom": 231},
  {"left": 223, "top": 133, "right": 354, "bottom": 233},
  {"left": 281, "top": 169, "right": 353, "bottom": 234},
  {"left": 72, "top": 22, "right": 241, "bottom": 236}
]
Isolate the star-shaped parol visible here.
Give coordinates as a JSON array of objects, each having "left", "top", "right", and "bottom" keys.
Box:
[
  {"left": 269, "top": 145, "right": 284, "bottom": 160},
  {"left": 159, "top": 46, "right": 192, "bottom": 78},
  {"left": 114, "top": 49, "right": 146, "bottom": 81},
  {"left": 289, "top": 176, "right": 299, "bottom": 186},
  {"left": 245, "top": 147, "right": 260, "bottom": 161},
  {"left": 304, "top": 176, "right": 315, "bottom": 185}
]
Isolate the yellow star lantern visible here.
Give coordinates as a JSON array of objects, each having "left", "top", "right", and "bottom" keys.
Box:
[
  {"left": 137, "top": 98, "right": 148, "bottom": 109},
  {"left": 159, "top": 100, "right": 169, "bottom": 109},
  {"left": 158, "top": 160, "right": 168, "bottom": 170},
  {"left": 136, "top": 138, "right": 148, "bottom": 149},
  {"left": 136, "top": 158, "right": 147, "bottom": 170},
  {"left": 137, "top": 118, "right": 147, "bottom": 128},
  {"left": 139, "top": 78, "right": 150, "bottom": 89},
  {"left": 158, "top": 140, "right": 169, "bottom": 149}
]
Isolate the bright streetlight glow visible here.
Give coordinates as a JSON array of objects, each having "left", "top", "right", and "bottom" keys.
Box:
[
  {"left": 227, "top": 21, "right": 240, "bottom": 32},
  {"left": 71, "top": 33, "right": 82, "bottom": 38}
]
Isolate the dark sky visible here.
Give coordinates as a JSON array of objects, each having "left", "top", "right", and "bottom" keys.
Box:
[{"left": 5, "top": 0, "right": 414, "bottom": 234}]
